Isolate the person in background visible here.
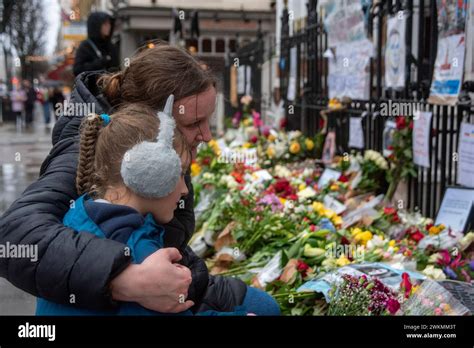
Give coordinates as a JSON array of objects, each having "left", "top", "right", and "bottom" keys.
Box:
[
  {"left": 37, "top": 85, "right": 51, "bottom": 128},
  {"left": 73, "top": 12, "right": 119, "bottom": 76},
  {"left": 49, "top": 87, "right": 65, "bottom": 121},
  {"left": 23, "top": 80, "right": 36, "bottom": 130},
  {"left": 10, "top": 83, "right": 26, "bottom": 129},
  {"left": 0, "top": 79, "right": 7, "bottom": 123}
]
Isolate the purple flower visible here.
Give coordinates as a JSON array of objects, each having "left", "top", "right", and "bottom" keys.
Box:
[
  {"left": 470, "top": 260, "right": 474, "bottom": 271},
  {"left": 443, "top": 266, "right": 458, "bottom": 280},
  {"left": 257, "top": 193, "right": 283, "bottom": 212}
]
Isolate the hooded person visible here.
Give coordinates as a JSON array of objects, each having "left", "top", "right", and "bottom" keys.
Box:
[{"left": 73, "top": 12, "right": 119, "bottom": 76}]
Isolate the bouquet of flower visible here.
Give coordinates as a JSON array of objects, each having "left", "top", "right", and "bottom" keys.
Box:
[
  {"left": 356, "top": 150, "right": 389, "bottom": 194},
  {"left": 386, "top": 116, "right": 417, "bottom": 200},
  {"left": 399, "top": 279, "right": 470, "bottom": 315},
  {"left": 327, "top": 274, "right": 400, "bottom": 316}
]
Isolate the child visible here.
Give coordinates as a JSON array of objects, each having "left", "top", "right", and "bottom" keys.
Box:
[{"left": 35, "top": 97, "right": 248, "bottom": 316}]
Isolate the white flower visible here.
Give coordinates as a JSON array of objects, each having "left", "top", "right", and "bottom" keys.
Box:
[
  {"left": 274, "top": 165, "right": 291, "bottom": 178},
  {"left": 302, "top": 168, "right": 313, "bottom": 178},
  {"left": 428, "top": 252, "right": 441, "bottom": 264},
  {"left": 224, "top": 194, "right": 233, "bottom": 205},
  {"left": 297, "top": 187, "right": 317, "bottom": 200},
  {"left": 203, "top": 173, "right": 215, "bottom": 180},
  {"left": 274, "top": 142, "right": 286, "bottom": 158},
  {"left": 294, "top": 204, "right": 307, "bottom": 214},
  {"left": 422, "top": 265, "right": 446, "bottom": 280},
  {"left": 219, "top": 175, "right": 238, "bottom": 189},
  {"left": 366, "top": 235, "right": 385, "bottom": 249},
  {"left": 375, "top": 156, "right": 388, "bottom": 170},
  {"left": 288, "top": 130, "right": 302, "bottom": 140}
]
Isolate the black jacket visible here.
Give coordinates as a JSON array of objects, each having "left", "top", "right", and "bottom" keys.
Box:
[
  {"left": 0, "top": 71, "right": 246, "bottom": 312},
  {"left": 73, "top": 12, "right": 119, "bottom": 76}
]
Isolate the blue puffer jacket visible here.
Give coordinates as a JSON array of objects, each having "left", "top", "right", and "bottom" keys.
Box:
[{"left": 36, "top": 195, "right": 247, "bottom": 316}]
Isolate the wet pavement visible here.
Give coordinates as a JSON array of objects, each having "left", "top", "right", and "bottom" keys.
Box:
[{"left": 0, "top": 106, "right": 55, "bottom": 315}]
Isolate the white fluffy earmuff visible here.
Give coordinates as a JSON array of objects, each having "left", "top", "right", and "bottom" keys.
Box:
[{"left": 120, "top": 95, "right": 182, "bottom": 198}]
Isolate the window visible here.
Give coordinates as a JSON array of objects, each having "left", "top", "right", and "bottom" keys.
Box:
[
  {"left": 202, "top": 38, "right": 212, "bottom": 53},
  {"left": 216, "top": 38, "right": 225, "bottom": 53},
  {"left": 229, "top": 39, "right": 237, "bottom": 53}
]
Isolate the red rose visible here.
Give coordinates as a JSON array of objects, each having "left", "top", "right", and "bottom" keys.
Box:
[
  {"left": 250, "top": 135, "right": 258, "bottom": 144},
  {"left": 231, "top": 172, "right": 244, "bottom": 184},
  {"left": 319, "top": 117, "right": 325, "bottom": 129},
  {"left": 309, "top": 225, "right": 316, "bottom": 232},
  {"left": 384, "top": 207, "right": 396, "bottom": 215},
  {"left": 425, "top": 223, "right": 434, "bottom": 231},
  {"left": 387, "top": 145, "right": 394, "bottom": 150},
  {"left": 400, "top": 273, "right": 412, "bottom": 298},
  {"left": 411, "top": 231, "right": 424, "bottom": 242},
  {"left": 396, "top": 117, "right": 406, "bottom": 130},
  {"left": 287, "top": 194, "right": 298, "bottom": 201},
  {"left": 386, "top": 298, "right": 401, "bottom": 314},
  {"left": 338, "top": 174, "right": 349, "bottom": 183},
  {"left": 280, "top": 118, "right": 287, "bottom": 129},
  {"left": 341, "top": 236, "right": 350, "bottom": 245},
  {"left": 409, "top": 121, "right": 413, "bottom": 130},
  {"left": 391, "top": 213, "right": 400, "bottom": 223},
  {"left": 297, "top": 260, "right": 310, "bottom": 277},
  {"left": 274, "top": 179, "right": 291, "bottom": 193},
  {"left": 202, "top": 157, "right": 211, "bottom": 166}
]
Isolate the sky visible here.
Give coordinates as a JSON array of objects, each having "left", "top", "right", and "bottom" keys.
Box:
[{"left": 44, "top": 0, "right": 60, "bottom": 55}]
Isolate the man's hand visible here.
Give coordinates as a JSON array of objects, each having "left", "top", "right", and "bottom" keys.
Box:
[{"left": 110, "top": 248, "right": 194, "bottom": 313}]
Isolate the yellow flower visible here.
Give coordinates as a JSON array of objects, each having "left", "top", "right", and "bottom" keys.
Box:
[
  {"left": 323, "top": 209, "right": 336, "bottom": 219},
  {"left": 388, "top": 240, "right": 396, "bottom": 248},
  {"left": 266, "top": 146, "right": 275, "bottom": 158},
  {"left": 354, "top": 231, "right": 373, "bottom": 246},
  {"left": 279, "top": 197, "right": 287, "bottom": 205},
  {"left": 332, "top": 215, "right": 343, "bottom": 226},
  {"left": 439, "top": 224, "right": 445, "bottom": 231},
  {"left": 429, "top": 226, "right": 441, "bottom": 235},
  {"left": 312, "top": 201, "right": 324, "bottom": 214},
  {"left": 289, "top": 142, "right": 301, "bottom": 154},
  {"left": 243, "top": 118, "right": 252, "bottom": 126},
  {"left": 208, "top": 139, "right": 221, "bottom": 155},
  {"left": 351, "top": 227, "right": 363, "bottom": 236},
  {"left": 268, "top": 134, "right": 276, "bottom": 142},
  {"left": 336, "top": 255, "right": 351, "bottom": 267},
  {"left": 305, "top": 138, "right": 314, "bottom": 151},
  {"left": 191, "top": 163, "right": 201, "bottom": 177},
  {"left": 242, "top": 142, "right": 252, "bottom": 149},
  {"left": 298, "top": 183, "right": 306, "bottom": 191},
  {"left": 329, "top": 184, "right": 339, "bottom": 191}
]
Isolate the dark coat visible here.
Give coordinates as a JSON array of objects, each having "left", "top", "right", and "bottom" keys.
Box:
[
  {"left": 0, "top": 71, "right": 246, "bottom": 312},
  {"left": 73, "top": 12, "right": 119, "bottom": 76}
]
